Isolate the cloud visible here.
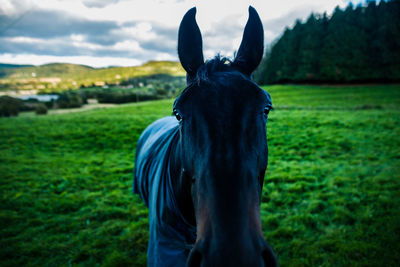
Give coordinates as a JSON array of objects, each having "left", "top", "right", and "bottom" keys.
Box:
[
  {"left": 137, "top": 23, "right": 178, "bottom": 54},
  {"left": 0, "top": 6, "right": 181, "bottom": 58},
  {"left": 0, "top": 0, "right": 363, "bottom": 67},
  {"left": 0, "top": 35, "right": 154, "bottom": 59},
  {"left": 262, "top": 5, "right": 323, "bottom": 43},
  {"left": 0, "top": 0, "right": 32, "bottom": 16},
  {"left": 82, "top": 0, "right": 120, "bottom": 8},
  {"left": 1, "top": 9, "right": 119, "bottom": 40},
  {"left": 0, "top": 53, "right": 143, "bottom": 67}
]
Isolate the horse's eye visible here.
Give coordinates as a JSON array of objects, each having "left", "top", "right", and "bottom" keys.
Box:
[
  {"left": 174, "top": 110, "right": 182, "bottom": 122},
  {"left": 264, "top": 107, "right": 270, "bottom": 116}
]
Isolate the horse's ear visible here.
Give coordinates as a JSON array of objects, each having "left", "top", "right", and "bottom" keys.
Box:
[
  {"left": 233, "top": 6, "right": 264, "bottom": 76},
  {"left": 178, "top": 7, "right": 204, "bottom": 80}
]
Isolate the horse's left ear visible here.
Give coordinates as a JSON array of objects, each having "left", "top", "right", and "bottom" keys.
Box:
[
  {"left": 233, "top": 6, "right": 264, "bottom": 76},
  {"left": 178, "top": 7, "right": 204, "bottom": 81}
]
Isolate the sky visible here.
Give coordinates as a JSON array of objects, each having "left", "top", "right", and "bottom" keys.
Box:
[{"left": 0, "top": 0, "right": 364, "bottom": 68}]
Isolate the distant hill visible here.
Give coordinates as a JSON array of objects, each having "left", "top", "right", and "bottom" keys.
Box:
[
  {"left": 255, "top": 0, "right": 400, "bottom": 84},
  {"left": 0, "top": 61, "right": 185, "bottom": 92},
  {"left": 0, "top": 63, "right": 34, "bottom": 68}
]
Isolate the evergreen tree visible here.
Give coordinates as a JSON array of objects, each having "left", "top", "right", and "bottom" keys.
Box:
[{"left": 256, "top": 0, "right": 400, "bottom": 84}]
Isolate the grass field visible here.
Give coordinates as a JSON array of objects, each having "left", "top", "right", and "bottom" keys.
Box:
[{"left": 1, "top": 84, "right": 400, "bottom": 266}]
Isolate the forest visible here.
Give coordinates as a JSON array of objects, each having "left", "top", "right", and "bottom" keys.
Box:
[{"left": 255, "top": 0, "right": 400, "bottom": 84}]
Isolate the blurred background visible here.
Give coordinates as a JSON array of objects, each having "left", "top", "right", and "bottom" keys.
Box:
[
  {"left": 0, "top": 0, "right": 365, "bottom": 66},
  {"left": 0, "top": 0, "right": 399, "bottom": 266}
]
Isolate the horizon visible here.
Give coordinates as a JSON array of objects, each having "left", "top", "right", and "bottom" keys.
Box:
[
  {"left": 1, "top": 0, "right": 365, "bottom": 68},
  {"left": 0, "top": 59, "right": 180, "bottom": 69}
]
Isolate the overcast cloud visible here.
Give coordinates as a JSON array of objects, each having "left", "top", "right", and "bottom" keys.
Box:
[{"left": 0, "top": 0, "right": 364, "bottom": 67}]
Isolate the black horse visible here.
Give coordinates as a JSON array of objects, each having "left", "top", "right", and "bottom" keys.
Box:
[{"left": 133, "top": 6, "right": 277, "bottom": 267}]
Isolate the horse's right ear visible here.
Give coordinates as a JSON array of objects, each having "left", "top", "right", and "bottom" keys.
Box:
[
  {"left": 178, "top": 7, "right": 204, "bottom": 80},
  {"left": 232, "top": 6, "right": 264, "bottom": 76}
]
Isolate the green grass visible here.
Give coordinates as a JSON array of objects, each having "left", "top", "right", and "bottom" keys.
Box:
[
  {"left": 1, "top": 85, "right": 400, "bottom": 266},
  {"left": 266, "top": 84, "right": 400, "bottom": 109}
]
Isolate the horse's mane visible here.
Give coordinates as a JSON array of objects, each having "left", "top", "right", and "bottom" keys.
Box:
[
  {"left": 195, "top": 55, "right": 233, "bottom": 84},
  {"left": 180, "top": 55, "right": 250, "bottom": 97},
  {"left": 175, "top": 55, "right": 254, "bottom": 109}
]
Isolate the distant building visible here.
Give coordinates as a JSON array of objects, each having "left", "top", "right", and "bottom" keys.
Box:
[{"left": 94, "top": 81, "right": 105, "bottom": 86}]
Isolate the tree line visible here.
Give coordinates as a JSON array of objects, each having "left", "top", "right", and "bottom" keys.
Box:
[{"left": 255, "top": 0, "right": 400, "bottom": 84}]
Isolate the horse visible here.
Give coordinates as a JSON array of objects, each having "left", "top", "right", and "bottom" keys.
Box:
[{"left": 133, "top": 6, "right": 278, "bottom": 267}]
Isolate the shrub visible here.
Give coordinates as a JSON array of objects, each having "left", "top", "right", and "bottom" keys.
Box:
[
  {"left": 56, "top": 92, "right": 83, "bottom": 108},
  {"left": 96, "top": 91, "right": 160, "bottom": 104},
  {"left": 0, "top": 96, "right": 23, "bottom": 117},
  {"left": 35, "top": 103, "right": 48, "bottom": 115}
]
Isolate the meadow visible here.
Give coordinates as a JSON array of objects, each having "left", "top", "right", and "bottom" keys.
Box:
[{"left": 1, "top": 84, "right": 399, "bottom": 266}]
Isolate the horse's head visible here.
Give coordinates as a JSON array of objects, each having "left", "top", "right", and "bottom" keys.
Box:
[{"left": 174, "top": 7, "right": 277, "bottom": 267}]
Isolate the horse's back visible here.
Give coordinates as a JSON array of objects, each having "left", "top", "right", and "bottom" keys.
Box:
[
  {"left": 133, "top": 116, "right": 179, "bottom": 204},
  {"left": 133, "top": 116, "right": 193, "bottom": 266}
]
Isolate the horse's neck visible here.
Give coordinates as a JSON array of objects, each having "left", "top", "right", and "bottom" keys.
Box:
[
  {"left": 169, "top": 136, "right": 196, "bottom": 226},
  {"left": 168, "top": 135, "right": 182, "bottom": 187}
]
